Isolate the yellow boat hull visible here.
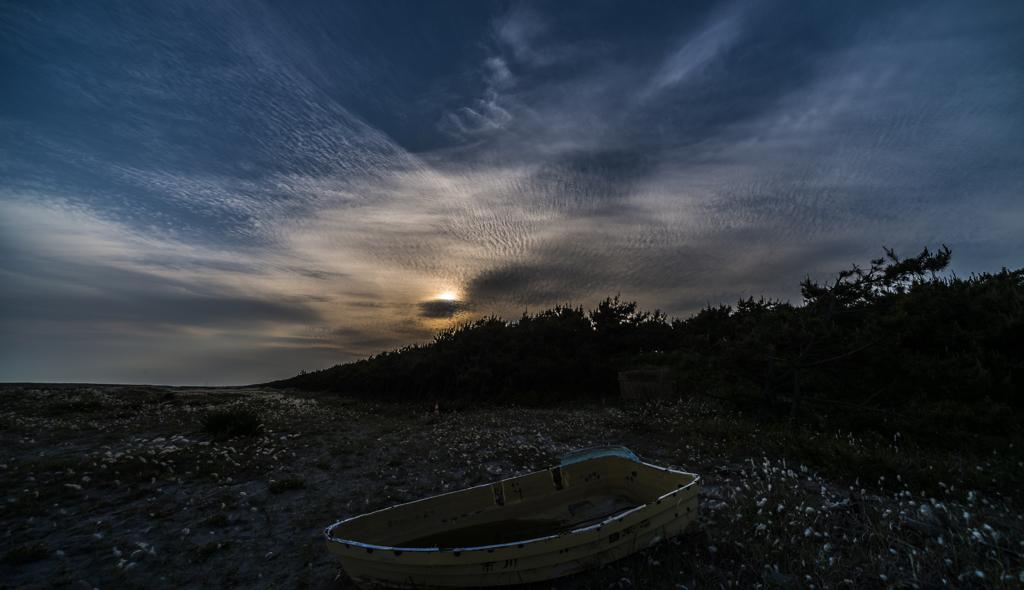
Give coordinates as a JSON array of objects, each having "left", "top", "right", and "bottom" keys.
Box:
[{"left": 324, "top": 448, "right": 700, "bottom": 588}]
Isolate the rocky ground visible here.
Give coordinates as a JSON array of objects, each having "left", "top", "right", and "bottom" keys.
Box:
[{"left": 1, "top": 386, "right": 1021, "bottom": 589}]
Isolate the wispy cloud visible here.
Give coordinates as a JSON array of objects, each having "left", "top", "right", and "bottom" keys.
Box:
[
  {"left": 640, "top": 7, "right": 744, "bottom": 100},
  {"left": 494, "top": 4, "right": 581, "bottom": 67},
  {"left": 1, "top": 0, "right": 1021, "bottom": 384}
]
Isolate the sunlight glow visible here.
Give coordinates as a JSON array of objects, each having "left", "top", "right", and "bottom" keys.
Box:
[{"left": 436, "top": 291, "right": 458, "bottom": 301}]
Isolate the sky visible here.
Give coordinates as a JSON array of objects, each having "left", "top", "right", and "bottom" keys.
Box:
[{"left": 1, "top": 0, "right": 1022, "bottom": 386}]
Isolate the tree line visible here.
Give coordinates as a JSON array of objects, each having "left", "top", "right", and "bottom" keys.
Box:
[{"left": 269, "top": 246, "right": 1022, "bottom": 435}]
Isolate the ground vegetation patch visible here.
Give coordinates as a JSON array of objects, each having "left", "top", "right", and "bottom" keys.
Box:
[{"left": 0, "top": 386, "right": 1021, "bottom": 589}]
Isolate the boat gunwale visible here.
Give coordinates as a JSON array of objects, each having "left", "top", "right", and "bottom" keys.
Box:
[{"left": 323, "top": 460, "right": 699, "bottom": 554}]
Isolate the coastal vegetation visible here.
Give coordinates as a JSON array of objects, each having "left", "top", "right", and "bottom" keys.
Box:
[
  {"left": 272, "top": 246, "right": 1024, "bottom": 461},
  {"left": 1, "top": 385, "right": 1021, "bottom": 588},
  {"left": 3, "top": 246, "right": 1021, "bottom": 588}
]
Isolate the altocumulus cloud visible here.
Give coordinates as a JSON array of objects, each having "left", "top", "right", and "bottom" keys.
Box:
[{"left": 0, "top": 0, "right": 1021, "bottom": 384}]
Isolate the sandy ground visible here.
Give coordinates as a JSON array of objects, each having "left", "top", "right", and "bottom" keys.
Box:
[
  {"left": 2, "top": 385, "right": 1021, "bottom": 589},
  {"left": 0, "top": 386, "right": 699, "bottom": 589}
]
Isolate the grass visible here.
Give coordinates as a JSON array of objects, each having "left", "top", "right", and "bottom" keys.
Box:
[
  {"left": 1, "top": 384, "right": 1021, "bottom": 589},
  {"left": 268, "top": 475, "right": 306, "bottom": 494},
  {"left": 48, "top": 399, "right": 105, "bottom": 415},
  {"left": 592, "top": 398, "right": 1024, "bottom": 589},
  {"left": 200, "top": 408, "right": 265, "bottom": 439},
  {"left": 204, "top": 513, "right": 231, "bottom": 527},
  {"left": 194, "top": 540, "right": 234, "bottom": 564},
  {"left": 2, "top": 543, "right": 48, "bottom": 565}
]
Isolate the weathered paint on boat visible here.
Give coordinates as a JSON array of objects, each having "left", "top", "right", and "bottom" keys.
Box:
[{"left": 324, "top": 446, "right": 700, "bottom": 589}]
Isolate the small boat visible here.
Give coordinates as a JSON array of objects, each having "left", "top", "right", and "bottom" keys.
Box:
[{"left": 324, "top": 446, "right": 700, "bottom": 589}]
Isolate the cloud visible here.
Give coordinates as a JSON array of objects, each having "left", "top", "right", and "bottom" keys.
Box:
[
  {"left": 0, "top": 197, "right": 319, "bottom": 324},
  {"left": 1, "top": 0, "right": 1021, "bottom": 385},
  {"left": 439, "top": 95, "right": 513, "bottom": 137},
  {"left": 484, "top": 57, "right": 514, "bottom": 88},
  {"left": 418, "top": 299, "right": 465, "bottom": 319},
  {"left": 640, "top": 8, "right": 744, "bottom": 99},
  {"left": 439, "top": 55, "right": 516, "bottom": 140},
  {"left": 494, "top": 4, "right": 577, "bottom": 67}
]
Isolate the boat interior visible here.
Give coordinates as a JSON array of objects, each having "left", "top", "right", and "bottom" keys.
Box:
[{"left": 330, "top": 456, "right": 697, "bottom": 549}]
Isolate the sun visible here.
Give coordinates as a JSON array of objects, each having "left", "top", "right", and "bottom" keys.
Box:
[{"left": 436, "top": 291, "right": 458, "bottom": 301}]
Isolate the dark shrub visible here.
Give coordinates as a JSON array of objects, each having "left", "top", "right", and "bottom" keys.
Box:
[
  {"left": 194, "top": 540, "right": 234, "bottom": 564},
  {"left": 3, "top": 543, "right": 47, "bottom": 565},
  {"left": 201, "top": 408, "right": 265, "bottom": 439},
  {"left": 268, "top": 476, "right": 305, "bottom": 494},
  {"left": 204, "top": 513, "right": 231, "bottom": 527}
]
